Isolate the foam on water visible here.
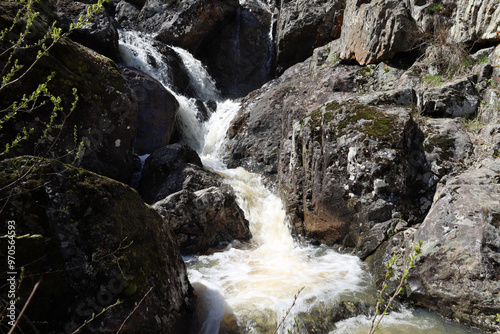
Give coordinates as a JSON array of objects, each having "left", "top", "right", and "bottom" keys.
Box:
[{"left": 118, "top": 30, "right": 484, "bottom": 334}]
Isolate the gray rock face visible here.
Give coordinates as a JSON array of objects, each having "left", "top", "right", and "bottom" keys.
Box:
[
  {"left": 224, "top": 57, "right": 360, "bottom": 176},
  {"left": 448, "top": 0, "right": 500, "bottom": 44},
  {"left": 420, "top": 118, "right": 475, "bottom": 178},
  {"left": 282, "top": 102, "right": 421, "bottom": 256},
  {"left": 115, "top": 0, "right": 141, "bottom": 30},
  {"left": 139, "top": 0, "right": 239, "bottom": 55},
  {"left": 0, "top": 158, "right": 193, "bottom": 333},
  {"left": 119, "top": 66, "right": 178, "bottom": 155},
  {"left": 276, "top": 0, "right": 345, "bottom": 73},
  {"left": 407, "top": 160, "right": 500, "bottom": 332},
  {"left": 199, "top": 6, "right": 274, "bottom": 98},
  {"left": 153, "top": 185, "right": 251, "bottom": 254},
  {"left": 338, "top": 0, "right": 420, "bottom": 65},
  {"left": 418, "top": 76, "right": 481, "bottom": 118},
  {"left": 56, "top": 0, "right": 119, "bottom": 60}
]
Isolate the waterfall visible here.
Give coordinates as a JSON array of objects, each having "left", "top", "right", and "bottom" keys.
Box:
[
  {"left": 118, "top": 30, "right": 214, "bottom": 151},
  {"left": 118, "top": 31, "right": 485, "bottom": 334}
]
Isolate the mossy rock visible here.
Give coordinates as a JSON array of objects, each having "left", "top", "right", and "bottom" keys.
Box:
[
  {"left": 0, "top": 1, "right": 137, "bottom": 183},
  {"left": 305, "top": 101, "right": 403, "bottom": 148},
  {"left": 0, "top": 157, "right": 193, "bottom": 333}
]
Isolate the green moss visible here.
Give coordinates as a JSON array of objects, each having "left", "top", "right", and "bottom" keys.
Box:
[
  {"left": 357, "top": 65, "right": 375, "bottom": 78},
  {"left": 303, "top": 102, "right": 400, "bottom": 150},
  {"left": 337, "top": 105, "right": 397, "bottom": 142},
  {"left": 423, "top": 74, "right": 444, "bottom": 87},
  {"left": 428, "top": 2, "right": 441, "bottom": 14}
]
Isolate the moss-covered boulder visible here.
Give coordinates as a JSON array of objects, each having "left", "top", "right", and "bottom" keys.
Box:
[
  {"left": 0, "top": 2, "right": 137, "bottom": 184},
  {"left": 0, "top": 157, "right": 193, "bottom": 333},
  {"left": 281, "top": 101, "right": 424, "bottom": 257}
]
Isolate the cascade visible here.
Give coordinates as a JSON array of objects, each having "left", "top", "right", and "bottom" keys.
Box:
[{"left": 118, "top": 31, "right": 486, "bottom": 334}]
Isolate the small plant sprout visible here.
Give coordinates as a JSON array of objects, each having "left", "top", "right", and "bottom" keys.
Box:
[
  {"left": 368, "top": 239, "right": 423, "bottom": 334},
  {"left": 274, "top": 287, "right": 305, "bottom": 334}
]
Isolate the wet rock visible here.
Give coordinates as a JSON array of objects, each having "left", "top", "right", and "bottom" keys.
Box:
[
  {"left": 338, "top": 0, "right": 420, "bottom": 65},
  {"left": 55, "top": 0, "right": 119, "bottom": 60},
  {"left": 153, "top": 185, "right": 251, "bottom": 254},
  {"left": 276, "top": 0, "right": 345, "bottom": 73},
  {"left": 151, "top": 41, "right": 193, "bottom": 97},
  {"left": 137, "top": 144, "right": 251, "bottom": 255},
  {"left": 189, "top": 283, "right": 240, "bottom": 334},
  {"left": 418, "top": 76, "right": 481, "bottom": 118},
  {"left": 119, "top": 66, "right": 178, "bottom": 155},
  {"left": 407, "top": 160, "right": 500, "bottom": 333},
  {"left": 0, "top": 157, "right": 193, "bottom": 333},
  {"left": 138, "top": 0, "right": 239, "bottom": 55},
  {"left": 301, "top": 301, "right": 372, "bottom": 333},
  {"left": 138, "top": 143, "right": 205, "bottom": 203},
  {"left": 200, "top": 6, "right": 274, "bottom": 98}
]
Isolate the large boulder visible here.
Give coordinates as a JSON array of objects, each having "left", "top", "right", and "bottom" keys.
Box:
[
  {"left": 224, "top": 55, "right": 435, "bottom": 256},
  {"left": 276, "top": 0, "right": 345, "bottom": 73},
  {"left": 223, "top": 56, "right": 360, "bottom": 175},
  {"left": 338, "top": 0, "right": 420, "bottom": 65},
  {"left": 138, "top": 143, "right": 205, "bottom": 204},
  {"left": 0, "top": 1, "right": 138, "bottom": 184},
  {"left": 0, "top": 157, "right": 193, "bottom": 333},
  {"left": 115, "top": 0, "right": 142, "bottom": 30},
  {"left": 138, "top": 144, "right": 251, "bottom": 254},
  {"left": 0, "top": 34, "right": 137, "bottom": 184},
  {"left": 138, "top": 0, "right": 239, "bottom": 55},
  {"left": 406, "top": 160, "right": 500, "bottom": 332},
  {"left": 55, "top": 0, "right": 120, "bottom": 60},
  {"left": 153, "top": 185, "right": 251, "bottom": 254},
  {"left": 281, "top": 101, "right": 421, "bottom": 256},
  {"left": 119, "top": 66, "right": 178, "bottom": 156}
]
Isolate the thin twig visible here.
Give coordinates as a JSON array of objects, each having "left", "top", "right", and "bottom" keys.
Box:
[
  {"left": 115, "top": 286, "right": 153, "bottom": 334},
  {"left": 71, "top": 300, "right": 121, "bottom": 334},
  {"left": 273, "top": 287, "right": 304, "bottom": 334}
]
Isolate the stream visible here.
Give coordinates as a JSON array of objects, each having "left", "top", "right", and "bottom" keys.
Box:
[{"left": 118, "top": 30, "right": 486, "bottom": 334}]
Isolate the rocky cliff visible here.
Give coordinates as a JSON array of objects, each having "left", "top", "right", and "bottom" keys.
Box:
[
  {"left": 1, "top": 0, "right": 500, "bottom": 333},
  {"left": 221, "top": 0, "right": 500, "bottom": 331}
]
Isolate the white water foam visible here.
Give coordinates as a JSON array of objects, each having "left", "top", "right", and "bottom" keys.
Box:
[
  {"left": 118, "top": 30, "right": 482, "bottom": 334},
  {"left": 118, "top": 30, "right": 214, "bottom": 151}
]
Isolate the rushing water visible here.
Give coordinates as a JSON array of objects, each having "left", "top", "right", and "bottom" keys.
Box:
[{"left": 118, "top": 30, "right": 486, "bottom": 334}]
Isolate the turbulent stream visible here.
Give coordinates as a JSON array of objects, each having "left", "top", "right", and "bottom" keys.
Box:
[{"left": 118, "top": 30, "right": 485, "bottom": 334}]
